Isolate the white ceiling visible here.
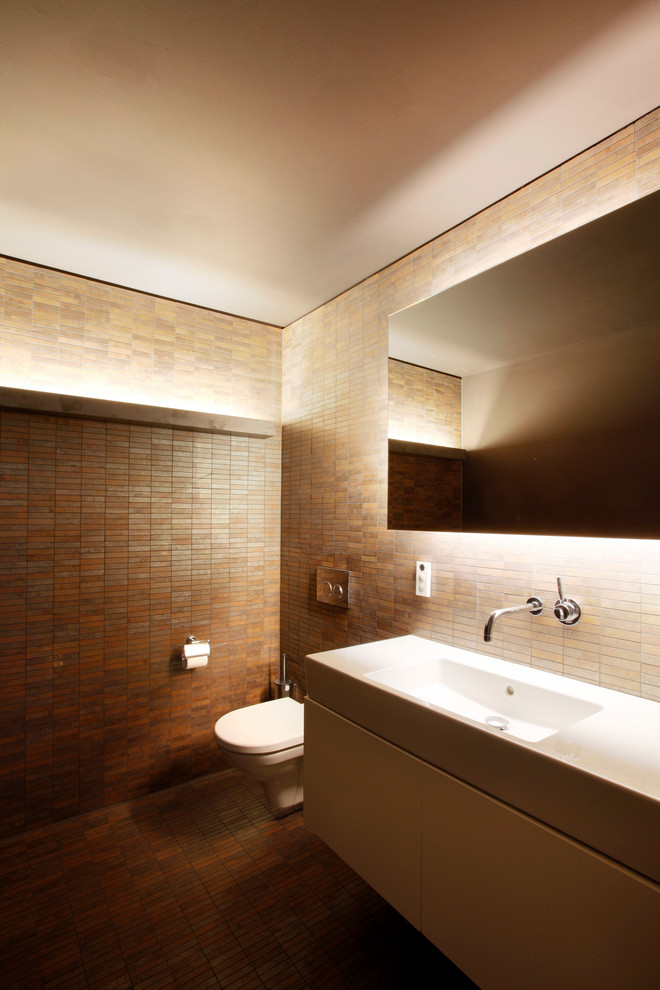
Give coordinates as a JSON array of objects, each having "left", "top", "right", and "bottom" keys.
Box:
[{"left": 1, "top": 0, "right": 659, "bottom": 328}]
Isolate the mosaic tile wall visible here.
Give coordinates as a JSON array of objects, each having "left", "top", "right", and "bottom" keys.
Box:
[
  {"left": 387, "top": 358, "right": 463, "bottom": 530},
  {"left": 281, "top": 108, "right": 660, "bottom": 702},
  {"left": 387, "top": 358, "right": 461, "bottom": 447},
  {"left": 0, "top": 263, "right": 279, "bottom": 420},
  {"left": 388, "top": 451, "right": 462, "bottom": 532},
  {"left": 0, "top": 263, "right": 282, "bottom": 838}
]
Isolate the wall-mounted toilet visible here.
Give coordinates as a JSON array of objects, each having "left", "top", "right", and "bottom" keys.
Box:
[{"left": 213, "top": 697, "right": 304, "bottom": 813}]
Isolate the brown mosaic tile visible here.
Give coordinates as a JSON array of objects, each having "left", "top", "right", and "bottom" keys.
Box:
[
  {"left": 0, "top": 268, "right": 281, "bottom": 838},
  {"left": 4, "top": 770, "right": 476, "bottom": 989}
]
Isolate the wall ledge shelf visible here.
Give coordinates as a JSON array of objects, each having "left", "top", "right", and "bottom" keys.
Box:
[
  {"left": 388, "top": 437, "right": 467, "bottom": 460},
  {"left": 0, "top": 386, "right": 277, "bottom": 438}
]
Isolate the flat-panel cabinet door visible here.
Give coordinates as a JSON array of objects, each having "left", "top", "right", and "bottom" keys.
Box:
[
  {"left": 421, "top": 763, "right": 660, "bottom": 990},
  {"left": 305, "top": 699, "right": 422, "bottom": 927}
]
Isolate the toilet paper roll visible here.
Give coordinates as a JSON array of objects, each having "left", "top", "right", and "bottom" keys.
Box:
[
  {"left": 181, "top": 640, "right": 210, "bottom": 669},
  {"left": 183, "top": 640, "right": 210, "bottom": 659},
  {"left": 181, "top": 652, "right": 208, "bottom": 670}
]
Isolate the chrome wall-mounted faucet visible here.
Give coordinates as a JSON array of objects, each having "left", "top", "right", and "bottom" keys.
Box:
[
  {"left": 483, "top": 577, "right": 581, "bottom": 642},
  {"left": 483, "top": 596, "right": 543, "bottom": 643}
]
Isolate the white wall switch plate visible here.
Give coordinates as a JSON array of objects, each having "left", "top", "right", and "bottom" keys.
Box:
[{"left": 416, "top": 561, "right": 432, "bottom": 597}]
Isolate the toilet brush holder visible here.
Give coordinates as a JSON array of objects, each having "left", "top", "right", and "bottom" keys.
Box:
[
  {"left": 274, "top": 654, "right": 295, "bottom": 698},
  {"left": 274, "top": 678, "right": 295, "bottom": 698}
]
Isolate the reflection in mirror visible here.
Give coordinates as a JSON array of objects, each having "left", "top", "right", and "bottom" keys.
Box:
[{"left": 387, "top": 190, "right": 660, "bottom": 538}]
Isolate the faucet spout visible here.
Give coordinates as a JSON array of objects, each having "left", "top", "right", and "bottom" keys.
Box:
[{"left": 484, "top": 597, "right": 543, "bottom": 643}]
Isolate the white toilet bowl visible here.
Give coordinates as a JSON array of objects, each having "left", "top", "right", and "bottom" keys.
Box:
[{"left": 213, "top": 697, "right": 304, "bottom": 812}]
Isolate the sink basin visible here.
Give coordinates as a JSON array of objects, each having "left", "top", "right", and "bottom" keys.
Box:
[
  {"left": 306, "top": 634, "right": 660, "bottom": 883},
  {"left": 365, "top": 656, "right": 603, "bottom": 742}
]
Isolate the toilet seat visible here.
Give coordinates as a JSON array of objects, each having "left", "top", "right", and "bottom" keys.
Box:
[{"left": 214, "top": 697, "right": 304, "bottom": 756}]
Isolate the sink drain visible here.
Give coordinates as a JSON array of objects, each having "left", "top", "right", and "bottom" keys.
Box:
[{"left": 485, "top": 715, "right": 509, "bottom": 731}]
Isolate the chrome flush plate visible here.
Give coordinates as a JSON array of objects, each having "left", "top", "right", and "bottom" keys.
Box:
[{"left": 316, "top": 566, "right": 350, "bottom": 608}]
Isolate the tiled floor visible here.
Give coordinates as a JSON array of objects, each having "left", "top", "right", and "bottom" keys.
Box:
[{"left": 0, "top": 770, "right": 476, "bottom": 989}]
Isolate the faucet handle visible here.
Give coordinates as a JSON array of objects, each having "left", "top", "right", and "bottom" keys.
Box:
[{"left": 554, "top": 577, "right": 581, "bottom": 625}]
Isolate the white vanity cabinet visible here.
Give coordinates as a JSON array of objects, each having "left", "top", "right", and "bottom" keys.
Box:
[{"left": 305, "top": 698, "right": 660, "bottom": 990}]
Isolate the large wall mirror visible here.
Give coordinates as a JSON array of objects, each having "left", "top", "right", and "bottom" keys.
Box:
[{"left": 387, "top": 190, "right": 660, "bottom": 538}]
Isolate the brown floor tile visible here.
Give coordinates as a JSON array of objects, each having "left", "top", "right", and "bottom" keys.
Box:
[{"left": 0, "top": 770, "right": 475, "bottom": 989}]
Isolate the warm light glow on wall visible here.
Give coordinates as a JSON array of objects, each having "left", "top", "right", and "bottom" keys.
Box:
[
  {"left": 0, "top": 383, "right": 277, "bottom": 438},
  {"left": 0, "top": 255, "right": 283, "bottom": 428},
  {"left": 455, "top": 530, "right": 660, "bottom": 553},
  {"left": 387, "top": 426, "right": 460, "bottom": 447},
  {"left": 388, "top": 358, "right": 462, "bottom": 449},
  {"left": 0, "top": 377, "right": 233, "bottom": 418}
]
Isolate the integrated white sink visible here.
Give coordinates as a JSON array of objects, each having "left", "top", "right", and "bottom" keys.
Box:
[
  {"left": 306, "top": 634, "right": 660, "bottom": 883},
  {"left": 365, "top": 655, "right": 603, "bottom": 742}
]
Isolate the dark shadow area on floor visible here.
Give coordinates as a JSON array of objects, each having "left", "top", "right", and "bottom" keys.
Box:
[{"left": 0, "top": 769, "right": 477, "bottom": 989}]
